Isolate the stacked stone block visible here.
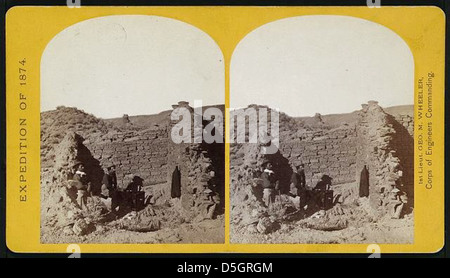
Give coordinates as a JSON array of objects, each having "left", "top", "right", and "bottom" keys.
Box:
[
  {"left": 279, "top": 128, "right": 358, "bottom": 186},
  {"left": 85, "top": 128, "right": 169, "bottom": 188}
]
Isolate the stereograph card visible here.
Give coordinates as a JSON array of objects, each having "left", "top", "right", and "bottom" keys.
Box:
[{"left": 4, "top": 5, "right": 445, "bottom": 254}]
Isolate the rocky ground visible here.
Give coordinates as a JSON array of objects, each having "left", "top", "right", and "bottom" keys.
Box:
[
  {"left": 42, "top": 214, "right": 224, "bottom": 244},
  {"left": 231, "top": 217, "right": 413, "bottom": 244},
  {"left": 230, "top": 181, "right": 413, "bottom": 244}
]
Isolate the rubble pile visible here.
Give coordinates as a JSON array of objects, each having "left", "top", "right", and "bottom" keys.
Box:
[{"left": 41, "top": 132, "right": 109, "bottom": 239}]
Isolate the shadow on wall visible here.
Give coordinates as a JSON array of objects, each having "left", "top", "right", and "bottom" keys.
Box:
[
  {"left": 265, "top": 150, "right": 292, "bottom": 194},
  {"left": 201, "top": 118, "right": 225, "bottom": 211},
  {"left": 74, "top": 134, "right": 104, "bottom": 196},
  {"left": 387, "top": 114, "right": 414, "bottom": 206}
]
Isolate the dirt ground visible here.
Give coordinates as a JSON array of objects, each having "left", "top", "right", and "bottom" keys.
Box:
[
  {"left": 231, "top": 216, "right": 413, "bottom": 244},
  {"left": 41, "top": 215, "right": 224, "bottom": 244},
  {"left": 230, "top": 181, "right": 414, "bottom": 244}
]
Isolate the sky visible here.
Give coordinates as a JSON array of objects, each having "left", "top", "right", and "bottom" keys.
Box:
[
  {"left": 41, "top": 15, "right": 224, "bottom": 119},
  {"left": 231, "top": 15, "right": 414, "bottom": 117}
]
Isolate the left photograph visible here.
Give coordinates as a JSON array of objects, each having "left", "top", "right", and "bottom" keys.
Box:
[{"left": 40, "top": 15, "right": 225, "bottom": 244}]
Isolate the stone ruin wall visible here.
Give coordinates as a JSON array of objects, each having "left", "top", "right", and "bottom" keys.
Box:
[
  {"left": 281, "top": 103, "right": 413, "bottom": 201},
  {"left": 40, "top": 102, "right": 225, "bottom": 232},
  {"left": 165, "top": 103, "right": 225, "bottom": 210},
  {"left": 82, "top": 102, "right": 224, "bottom": 208},
  {"left": 231, "top": 102, "right": 414, "bottom": 214},
  {"left": 354, "top": 101, "right": 414, "bottom": 212},
  {"left": 84, "top": 128, "right": 170, "bottom": 188},
  {"left": 394, "top": 114, "right": 414, "bottom": 136},
  {"left": 279, "top": 127, "right": 358, "bottom": 186},
  {"left": 391, "top": 113, "right": 414, "bottom": 200}
]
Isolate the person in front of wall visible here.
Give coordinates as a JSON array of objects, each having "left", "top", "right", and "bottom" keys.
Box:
[
  {"left": 102, "top": 164, "right": 119, "bottom": 212},
  {"left": 261, "top": 161, "right": 279, "bottom": 207},
  {"left": 73, "top": 161, "right": 91, "bottom": 210},
  {"left": 290, "top": 163, "right": 308, "bottom": 209}
]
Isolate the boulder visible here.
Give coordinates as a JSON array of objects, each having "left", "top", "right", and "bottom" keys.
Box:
[
  {"left": 256, "top": 217, "right": 274, "bottom": 234},
  {"left": 63, "top": 225, "right": 74, "bottom": 235},
  {"left": 72, "top": 219, "right": 95, "bottom": 236},
  {"left": 247, "top": 224, "right": 258, "bottom": 234}
]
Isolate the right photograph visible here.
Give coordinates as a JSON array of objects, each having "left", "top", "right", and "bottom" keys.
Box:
[{"left": 229, "top": 15, "right": 414, "bottom": 244}]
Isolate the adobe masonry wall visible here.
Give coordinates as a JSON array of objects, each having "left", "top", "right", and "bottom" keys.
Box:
[
  {"left": 279, "top": 127, "right": 358, "bottom": 186},
  {"left": 85, "top": 128, "right": 170, "bottom": 188},
  {"left": 354, "top": 102, "right": 414, "bottom": 212},
  {"left": 82, "top": 102, "right": 224, "bottom": 210},
  {"left": 41, "top": 104, "right": 224, "bottom": 222},
  {"left": 279, "top": 109, "right": 413, "bottom": 193}
]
